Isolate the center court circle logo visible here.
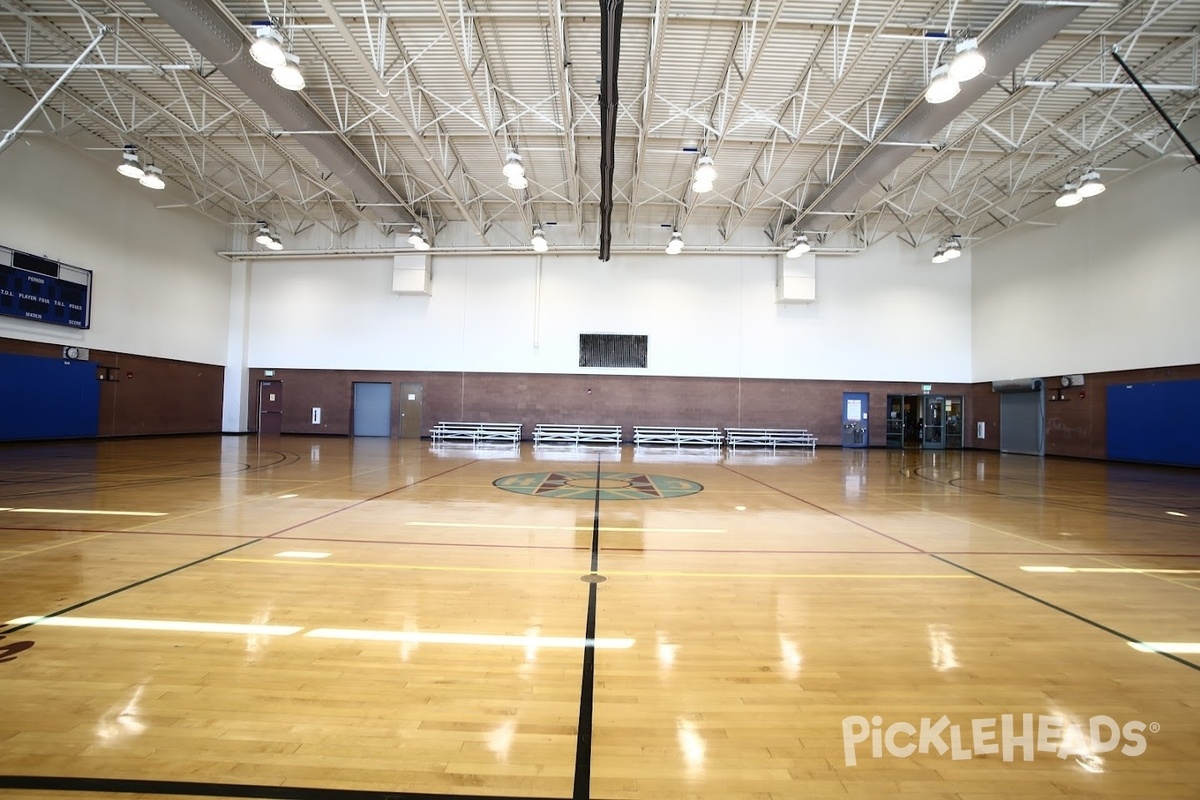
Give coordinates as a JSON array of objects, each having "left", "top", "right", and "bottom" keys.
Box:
[{"left": 494, "top": 471, "right": 703, "bottom": 501}]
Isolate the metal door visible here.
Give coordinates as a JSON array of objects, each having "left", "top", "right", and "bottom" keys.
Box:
[
  {"left": 841, "top": 392, "right": 869, "bottom": 448},
  {"left": 922, "top": 395, "right": 945, "bottom": 449},
  {"left": 258, "top": 380, "right": 282, "bottom": 437},
  {"left": 352, "top": 382, "right": 392, "bottom": 437},
  {"left": 399, "top": 383, "right": 424, "bottom": 439}
]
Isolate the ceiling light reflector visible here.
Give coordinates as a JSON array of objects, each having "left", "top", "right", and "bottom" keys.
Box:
[
  {"left": 117, "top": 147, "right": 144, "bottom": 179},
  {"left": 1055, "top": 183, "right": 1082, "bottom": 207},
  {"left": 271, "top": 52, "right": 305, "bottom": 91},
  {"left": 694, "top": 155, "right": 717, "bottom": 183},
  {"left": 139, "top": 165, "right": 165, "bottom": 190},
  {"left": 250, "top": 25, "right": 287, "bottom": 69},
  {"left": 1077, "top": 169, "right": 1106, "bottom": 198},
  {"left": 949, "top": 37, "right": 986, "bottom": 82},
  {"left": 925, "top": 64, "right": 960, "bottom": 104},
  {"left": 665, "top": 231, "right": 684, "bottom": 255}
]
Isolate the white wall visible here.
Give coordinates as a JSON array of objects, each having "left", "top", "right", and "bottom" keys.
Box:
[
  {"left": 972, "top": 157, "right": 1200, "bottom": 381},
  {"left": 0, "top": 93, "right": 231, "bottom": 365},
  {"left": 246, "top": 235, "right": 972, "bottom": 382}
]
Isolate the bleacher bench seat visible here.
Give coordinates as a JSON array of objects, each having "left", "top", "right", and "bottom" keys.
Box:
[
  {"left": 431, "top": 421, "right": 522, "bottom": 446},
  {"left": 633, "top": 426, "right": 722, "bottom": 448},
  {"left": 533, "top": 424, "right": 622, "bottom": 446},
  {"left": 725, "top": 427, "right": 817, "bottom": 451}
]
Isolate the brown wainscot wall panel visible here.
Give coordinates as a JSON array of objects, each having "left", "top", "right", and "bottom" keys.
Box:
[
  {"left": 970, "top": 363, "right": 1200, "bottom": 459},
  {"left": 245, "top": 368, "right": 974, "bottom": 447},
  {"left": 0, "top": 336, "right": 224, "bottom": 437}
]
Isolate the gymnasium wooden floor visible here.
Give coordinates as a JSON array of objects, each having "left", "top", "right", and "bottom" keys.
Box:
[{"left": 0, "top": 435, "right": 1197, "bottom": 800}]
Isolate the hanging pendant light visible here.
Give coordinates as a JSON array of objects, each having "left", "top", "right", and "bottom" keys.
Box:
[
  {"left": 949, "top": 37, "right": 986, "bottom": 82},
  {"left": 925, "top": 63, "right": 960, "bottom": 104}
]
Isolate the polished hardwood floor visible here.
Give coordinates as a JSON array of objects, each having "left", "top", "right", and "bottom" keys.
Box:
[{"left": 0, "top": 435, "right": 1197, "bottom": 800}]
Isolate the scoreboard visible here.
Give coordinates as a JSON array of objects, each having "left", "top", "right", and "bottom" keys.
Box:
[{"left": 0, "top": 246, "right": 92, "bottom": 329}]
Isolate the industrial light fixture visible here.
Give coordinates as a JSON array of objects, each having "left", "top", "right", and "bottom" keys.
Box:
[
  {"left": 931, "top": 235, "right": 962, "bottom": 262},
  {"left": 692, "top": 155, "right": 716, "bottom": 193},
  {"left": 507, "top": 175, "right": 528, "bottom": 190},
  {"left": 924, "top": 63, "right": 961, "bottom": 104},
  {"left": 1055, "top": 182, "right": 1083, "bottom": 207},
  {"left": 250, "top": 24, "right": 287, "bottom": 69},
  {"left": 786, "top": 234, "right": 811, "bottom": 258},
  {"left": 503, "top": 152, "right": 524, "bottom": 178},
  {"left": 531, "top": 227, "right": 549, "bottom": 253},
  {"left": 665, "top": 230, "right": 684, "bottom": 255},
  {"left": 1076, "top": 168, "right": 1106, "bottom": 198},
  {"left": 254, "top": 222, "right": 283, "bottom": 251},
  {"left": 255, "top": 222, "right": 274, "bottom": 247},
  {"left": 117, "top": 146, "right": 144, "bottom": 179},
  {"left": 949, "top": 37, "right": 986, "bottom": 82},
  {"left": 271, "top": 51, "right": 305, "bottom": 91},
  {"left": 407, "top": 224, "right": 430, "bottom": 251},
  {"left": 138, "top": 164, "right": 165, "bottom": 190}
]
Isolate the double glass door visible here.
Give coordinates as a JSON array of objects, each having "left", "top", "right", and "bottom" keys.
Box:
[{"left": 886, "top": 394, "right": 963, "bottom": 449}]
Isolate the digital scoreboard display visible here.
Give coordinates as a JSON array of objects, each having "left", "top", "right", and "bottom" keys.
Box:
[{"left": 0, "top": 246, "right": 91, "bottom": 329}]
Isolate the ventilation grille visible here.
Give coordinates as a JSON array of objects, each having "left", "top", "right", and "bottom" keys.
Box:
[{"left": 579, "top": 334, "right": 647, "bottom": 368}]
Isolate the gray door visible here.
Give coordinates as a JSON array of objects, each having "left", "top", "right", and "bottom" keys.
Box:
[
  {"left": 841, "top": 392, "right": 869, "bottom": 448},
  {"left": 399, "top": 383, "right": 423, "bottom": 439},
  {"left": 1000, "top": 390, "right": 1044, "bottom": 455},
  {"left": 352, "top": 382, "right": 392, "bottom": 437}
]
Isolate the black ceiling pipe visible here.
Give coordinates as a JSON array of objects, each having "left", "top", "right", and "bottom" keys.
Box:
[{"left": 598, "top": 0, "right": 623, "bottom": 261}]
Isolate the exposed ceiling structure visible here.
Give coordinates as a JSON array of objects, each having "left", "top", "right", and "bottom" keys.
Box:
[{"left": 0, "top": 0, "right": 1197, "bottom": 258}]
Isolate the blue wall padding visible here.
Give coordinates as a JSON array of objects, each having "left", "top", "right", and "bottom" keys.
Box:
[
  {"left": 1107, "top": 379, "right": 1200, "bottom": 467},
  {"left": 0, "top": 352, "right": 100, "bottom": 440}
]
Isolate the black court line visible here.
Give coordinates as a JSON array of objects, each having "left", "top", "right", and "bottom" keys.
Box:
[
  {"left": 926, "top": 553, "right": 1200, "bottom": 673},
  {"left": 0, "top": 775, "right": 549, "bottom": 800},
  {"left": 571, "top": 458, "right": 604, "bottom": 800},
  {"left": 0, "top": 459, "right": 479, "bottom": 639},
  {"left": 721, "top": 463, "right": 1200, "bottom": 673}
]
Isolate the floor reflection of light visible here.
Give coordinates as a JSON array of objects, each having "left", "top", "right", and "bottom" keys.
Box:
[
  {"left": 656, "top": 632, "right": 678, "bottom": 669},
  {"left": 676, "top": 719, "right": 706, "bottom": 773},
  {"left": 306, "top": 628, "right": 635, "bottom": 648},
  {"left": 1, "top": 508, "right": 166, "bottom": 516},
  {"left": 779, "top": 636, "right": 802, "bottom": 679},
  {"left": 1077, "top": 754, "right": 1105, "bottom": 773},
  {"left": 96, "top": 684, "right": 147, "bottom": 743},
  {"left": 1166, "top": 511, "right": 1188, "bottom": 517},
  {"left": 274, "top": 551, "right": 331, "bottom": 559},
  {"left": 486, "top": 720, "right": 517, "bottom": 760},
  {"left": 1022, "top": 566, "right": 1200, "bottom": 574},
  {"left": 1128, "top": 641, "right": 1200, "bottom": 654},
  {"left": 278, "top": 494, "right": 299, "bottom": 499},
  {"left": 927, "top": 624, "right": 959, "bottom": 672},
  {"left": 245, "top": 608, "right": 276, "bottom": 662},
  {"left": 9, "top": 616, "right": 302, "bottom": 636},
  {"left": 525, "top": 626, "right": 541, "bottom": 663}
]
